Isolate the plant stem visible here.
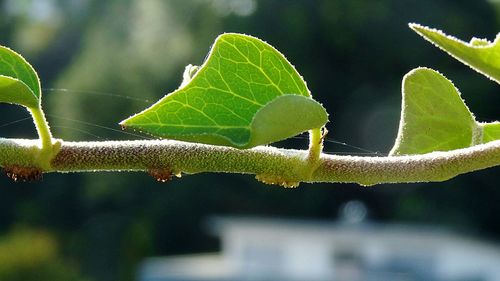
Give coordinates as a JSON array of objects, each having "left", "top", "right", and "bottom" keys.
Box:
[
  {"left": 304, "top": 127, "right": 324, "bottom": 180},
  {"left": 28, "top": 106, "right": 56, "bottom": 169},
  {"left": 308, "top": 128, "right": 323, "bottom": 162},
  {"left": 0, "top": 138, "right": 499, "bottom": 186},
  {"left": 29, "top": 106, "right": 53, "bottom": 150}
]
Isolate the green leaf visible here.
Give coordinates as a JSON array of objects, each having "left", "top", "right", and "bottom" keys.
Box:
[
  {"left": 482, "top": 122, "right": 500, "bottom": 143},
  {"left": 247, "top": 95, "right": 327, "bottom": 148},
  {"left": 121, "top": 33, "right": 328, "bottom": 148},
  {"left": 390, "top": 68, "right": 477, "bottom": 155},
  {"left": 0, "top": 76, "right": 39, "bottom": 108},
  {"left": 0, "top": 46, "right": 41, "bottom": 108},
  {"left": 410, "top": 23, "right": 500, "bottom": 83}
]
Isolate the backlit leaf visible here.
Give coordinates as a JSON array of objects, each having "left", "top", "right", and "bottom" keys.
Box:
[
  {"left": 390, "top": 68, "right": 477, "bottom": 155},
  {"left": 0, "top": 46, "right": 41, "bottom": 108},
  {"left": 121, "top": 33, "right": 328, "bottom": 148},
  {"left": 410, "top": 23, "right": 500, "bottom": 83}
]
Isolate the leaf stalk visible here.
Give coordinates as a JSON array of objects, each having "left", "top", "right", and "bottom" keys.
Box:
[{"left": 28, "top": 106, "right": 57, "bottom": 169}]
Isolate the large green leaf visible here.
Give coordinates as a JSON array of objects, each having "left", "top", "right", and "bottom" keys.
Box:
[
  {"left": 0, "top": 46, "right": 41, "bottom": 108},
  {"left": 121, "top": 33, "right": 328, "bottom": 148},
  {"left": 390, "top": 68, "right": 477, "bottom": 155},
  {"left": 410, "top": 23, "right": 500, "bottom": 83}
]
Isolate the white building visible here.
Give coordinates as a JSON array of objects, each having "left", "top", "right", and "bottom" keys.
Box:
[{"left": 138, "top": 216, "right": 500, "bottom": 281}]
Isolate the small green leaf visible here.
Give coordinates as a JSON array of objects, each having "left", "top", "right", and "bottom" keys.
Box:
[
  {"left": 121, "top": 33, "right": 328, "bottom": 148},
  {"left": 0, "top": 76, "right": 39, "bottom": 108},
  {"left": 482, "top": 122, "right": 500, "bottom": 143},
  {"left": 248, "top": 95, "right": 327, "bottom": 148},
  {"left": 410, "top": 23, "right": 500, "bottom": 83},
  {"left": 0, "top": 46, "right": 41, "bottom": 108},
  {"left": 390, "top": 68, "right": 477, "bottom": 155}
]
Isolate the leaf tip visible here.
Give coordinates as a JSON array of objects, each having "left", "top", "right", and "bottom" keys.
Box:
[
  {"left": 408, "top": 22, "right": 422, "bottom": 30},
  {"left": 408, "top": 22, "right": 432, "bottom": 34},
  {"left": 407, "top": 23, "right": 459, "bottom": 44}
]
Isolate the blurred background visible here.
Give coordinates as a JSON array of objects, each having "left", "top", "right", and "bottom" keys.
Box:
[{"left": 0, "top": 0, "right": 500, "bottom": 280}]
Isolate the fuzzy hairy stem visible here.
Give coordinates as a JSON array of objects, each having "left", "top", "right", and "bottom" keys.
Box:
[
  {"left": 29, "top": 107, "right": 53, "bottom": 151},
  {"left": 0, "top": 138, "right": 499, "bottom": 186}
]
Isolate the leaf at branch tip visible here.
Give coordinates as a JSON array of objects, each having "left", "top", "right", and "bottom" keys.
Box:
[
  {"left": 482, "top": 122, "right": 500, "bottom": 143},
  {"left": 410, "top": 23, "right": 500, "bottom": 83},
  {"left": 120, "top": 33, "right": 328, "bottom": 148},
  {"left": 0, "top": 46, "right": 41, "bottom": 108},
  {"left": 390, "top": 68, "right": 476, "bottom": 156}
]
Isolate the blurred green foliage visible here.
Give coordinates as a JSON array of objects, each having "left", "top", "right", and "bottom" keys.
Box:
[
  {"left": 0, "top": 1, "right": 499, "bottom": 281},
  {"left": 0, "top": 227, "right": 90, "bottom": 281}
]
